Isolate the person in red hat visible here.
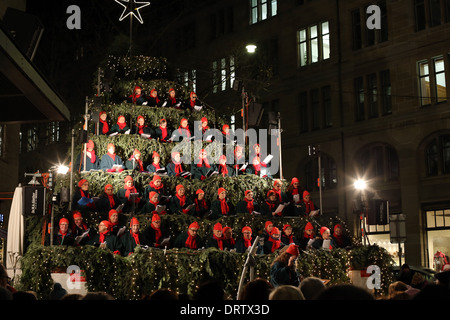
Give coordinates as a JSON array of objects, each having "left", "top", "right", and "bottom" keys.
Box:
[
  {"left": 97, "top": 111, "right": 110, "bottom": 135},
  {"left": 263, "top": 226, "right": 284, "bottom": 254},
  {"left": 143, "top": 213, "right": 168, "bottom": 248},
  {"left": 206, "top": 223, "right": 225, "bottom": 250},
  {"left": 245, "top": 156, "right": 262, "bottom": 176},
  {"left": 117, "top": 175, "right": 141, "bottom": 213},
  {"left": 210, "top": 187, "right": 235, "bottom": 220},
  {"left": 110, "top": 115, "right": 130, "bottom": 134},
  {"left": 125, "top": 149, "right": 145, "bottom": 172},
  {"left": 312, "top": 226, "right": 336, "bottom": 250},
  {"left": 121, "top": 217, "right": 147, "bottom": 256},
  {"left": 200, "top": 117, "right": 210, "bottom": 136},
  {"left": 222, "top": 226, "right": 235, "bottom": 250},
  {"left": 107, "top": 209, "right": 126, "bottom": 238},
  {"left": 72, "top": 179, "right": 96, "bottom": 213},
  {"left": 45, "top": 217, "right": 75, "bottom": 246},
  {"left": 216, "top": 154, "right": 235, "bottom": 177},
  {"left": 183, "top": 91, "right": 203, "bottom": 111},
  {"left": 130, "top": 115, "right": 154, "bottom": 136},
  {"left": 169, "top": 184, "right": 195, "bottom": 215},
  {"left": 75, "top": 139, "right": 100, "bottom": 172},
  {"left": 172, "top": 118, "right": 192, "bottom": 142},
  {"left": 146, "top": 88, "right": 163, "bottom": 107},
  {"left": 270, "top": 244, "right": 301, "bottom": 287},
  {"left": 146, "top": 151, "right": 165, "bottom": 173},
  {"left": 286, "top": 177, "right": 304, "bottom": 215},
  {"left": 166, "top": 151, "right": 188, "bottom": 177},
  {"left": 301, "top": 190, "right": 319, "bottom": 216},
  {"left": 193, "top": 189, "right": 210, "bottom": 219},
  {"left": 232, "top": 145, "right": 246, "bottom": 175},
  {"left": 96, "top": 184, "right": 121, "bottom": 214},
  {"left": 331, "top": 224, "right": 352, "bottom": 249},
  {"left": 298, "top": 221, "right": 316, "bottom": 251},
  {"left": 100, "top": 143, "right": 125, "bottom": 172},
  {"left": 87, "top": 220, "right": 123, "bottom": 255},
  {"left": 263, "top": 221, "right": 274, "bottom": 241},
  {"left": 141, "top": 191, "right": 167, "bottom": 215},
  {"left": 71, "top": 211, "right": 92, "bottom": 246},
  {"left": 191, "top": 149, "right": 212, "bottom": 180},
  {"left": 127, "top": 85, "right": 146, "bottom": 105},
  {"left": 174, "top": 221, "right": 204, "bottom": 250},
  {"left": 162, "top": 88, "right": 181, "bottom": 108},
  {"left": 143, "top": 174, "right": 169, "bottom": 204},
  {"left": 236, "top": 190, "right": 260, "bottom": 215},
  {"left": 154, "top": 118, "right": 172, "bottom": 142},
  {"left": 281, "top": 224, "right": 299, "bottom": 246},
  {"left": 260, "top": 190, "right": 281, "bottom": 217},
  {"left": 235, "top": 226, "right": 260, "bottom": 253}
]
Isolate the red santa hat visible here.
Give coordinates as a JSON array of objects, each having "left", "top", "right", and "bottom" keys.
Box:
[
  {"left": 320, "top": 226, "right": 330, "bottom": 236},
  {"left": 218, "top": 187, "right": 226, "bottom": 196},
  {"left": 189, "top": 221, "right": 199, "bottom": 230},
  {"left": 286, "top": 244, "right": 300, "bottom": 257},
  {"left": 213, "top": 223, "right": 223, "bottom": 231},
  {"left": 242, "top": 226, "right": 252, "bottom": 234},
  {"left": 176, "top": 184, "right": 184, "bottom": 193},
  {"left": 129, "top": 217, "right": 140, "bottom": 228},
  {"left": 78, "top": 179, "right": 88, "bottom": 188},
  {"left": 59, "top": 218, "right": 69, "bottom": 226},
  {"left": 152, "top": 213, "right": 161, "bottom": 222}
]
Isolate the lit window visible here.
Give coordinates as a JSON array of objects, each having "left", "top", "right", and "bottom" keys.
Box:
[{"left": 297, "top": 21, "right": 330, "bottom": 67}]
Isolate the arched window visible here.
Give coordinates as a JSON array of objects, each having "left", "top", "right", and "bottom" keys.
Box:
[
  {"left": 355, "top": 143, "right": 399, "bottom": 182},
  {"left": 425, "top": 135, "right": 450, "bottom": 176}
]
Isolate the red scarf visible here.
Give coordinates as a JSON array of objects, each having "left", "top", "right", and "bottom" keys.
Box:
[
  {"left": 130, "top": 230, "right": 140, "bottom": 245},
  {"left": 219, "top": 164, "right": 228, "bottom": 177},
  {"left": 185, "top": 233, "right": 197, "bottom": 249},
  {"left": 170, "top": 96, "right": 177, "bottom": 105},
  {"left": 80, "top": 190, "right": 90, "bottom": 199},
  {"left": 106, "top": 193, "right": 116, "bottom": 209},
  {"left": 125, "top": 185, "right": 138, "bottom": 202},
  {"left": 107, "top": 152, "right": 116, "bottom": 161},
  {"left": 266, "top": 201, "right": 279, "bottom": 216},
  {"left": 176, "top": 194, "right": 186, "bottom": 208},
  {"left": 100, "top": 119, "right": 109, "bottom": 134},
  {"left": 190, "top": 99, "right": 196, "bottom": 109},
  {"left": 303, "top": 200, "right": 315, "bottom": 214},
  {"left": 151, "top": 162, "right": 161, "bottom": 170},
  {"left": 195, "top": 198, "right": 207, "bottom": 211},
  {"left": 151, "top": 224, "right": 162, "bottom": 247},
  {"left": 129, "top": 156, "right": 144, "bottom": 172},
  {"left": 160, "top": 126, "right": 168, "bottom": 140},
  {"left": 273, "top": 188, "right": 282, "bottom": 202},
  {"left": 149, "top": 180, "right": 163, "bottom": 190},
  {"left": 197, "top": 157, "right": 210, "bottom": 168},
  {"left": 245, "top": 199, "right": 254, "bottom": 214},
  {"left": 86, "top": 150, "right": 96, "bottom": 164},
  {"left": 117, "top": 120, "right": 127, "bottom": 130},
  {"left": 253, "top": 164, "right": 260, "bottom": 175},
  {"left": 137, "top": 125, "right": 145, "bottom": 134},
  {"left": 268, "top": 234, "right": 281, "bottom": 253},
  {"left": 219, "top": 199, "right": 229, "bottom": 215},
  {"left": 213, "top": 235, "right": 223, "bottom": 250},
  {"left": 243, "top": 237, "right": 252, "bottom": 249},
  {"left": 178, "top": 126, "right": 191, "bottom": 137},
  {"left": 174, "top": 162, "right": 183, "bottom": 174},
  {"left": 99, "top": 230, "right": 108, "bottom": 243}
]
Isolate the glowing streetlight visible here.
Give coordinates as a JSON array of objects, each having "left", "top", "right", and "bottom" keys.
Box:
[
  {"left": 246, "top": 44, "right": 257, "bottom": 53},
  {"left": 354, "top": 179, "right": 366, "bottom": 190},
  {"left": 57, "top": 164, "right": 69, "bottom": 175}
]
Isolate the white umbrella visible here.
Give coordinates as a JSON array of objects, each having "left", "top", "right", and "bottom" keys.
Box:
[{"left": 6, "top": 186, "right": 24, "bottom": 279}]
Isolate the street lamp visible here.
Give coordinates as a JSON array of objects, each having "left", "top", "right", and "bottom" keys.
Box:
[
  {"left": 354, "top": 178, "right": 370, "bottom": 245},
  {"left": 245, "top": 44, "right": 257, "bottom": 53}
]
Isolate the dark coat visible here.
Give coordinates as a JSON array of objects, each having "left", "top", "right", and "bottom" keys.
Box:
[
  {"left": 121, "top": 231, "right": 148, "bottom": 256},
  {"left": 100, "top": 154, "right": 125, "bottom": 171},
  {"left": 270, "top": 261, "right": 300, "bottom": 287},
  {"left": 87, "top": 232, "right": 124, "bottom": 255},
  {"left": 169, "top": 195, "right": 194, "bottom": 215},
  {"left": 210, "top": 199, "right": 235, "bottom": 220},
  {"left": 173, "top": 231, "right": 204, "bottom": 250},
  {"left": 235, "top": 200, "right": 260, "bottom": 215}
]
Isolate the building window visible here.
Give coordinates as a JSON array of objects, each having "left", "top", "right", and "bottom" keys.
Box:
[
  {"left": 298, "top": 86, "right": 333, "bottom": 132},
  {"left": 355, "top": 70, "right": 392, "bottom": 121},
  {"left": 418, "top": 56, "right": 447, "bottom": 106},
  {"left": 297, "top": 21, "right": 330, "bottom": 67},
  {"left": 304, "top": 153, "right": 337, "bottom": 192},
  {"left": 352, "top": 1, "right": 388, "bottom": 50},
  {"left": 415, "top": 0, "right": 450, "bottom": 30},
  {"left": 212, "top": 56, "right": 235, "bottom": 93},
  {"left": 179, "top": 69, "right": 197, "bottom": 92},
  {"left": 355, "top": 144, "right": 399, "bottom": 182},
  {"left": 425, "top": 208, "right": 450, "bottom": 269},
  {"left": 426, "top": 134, "right": 450, "bottom": 176},
  {"left": 250, "top": 0, "right": 277, "bottom": 25},
  {"left": 48, "top": 122, "right": 60, "bottom": 143}
]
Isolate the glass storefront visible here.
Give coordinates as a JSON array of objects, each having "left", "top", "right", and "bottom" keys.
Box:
[{"left": 425, "top": 209, "right": 450, "bottom": 272}]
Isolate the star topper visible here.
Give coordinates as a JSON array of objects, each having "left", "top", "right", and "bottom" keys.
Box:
[{"left": 115, "top": 0, "right": 150, "bottom": 24}]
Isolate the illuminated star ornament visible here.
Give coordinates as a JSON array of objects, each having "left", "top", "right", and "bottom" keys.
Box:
[{"left": 115, "top": 0, "right": 150, "bottom": 24}]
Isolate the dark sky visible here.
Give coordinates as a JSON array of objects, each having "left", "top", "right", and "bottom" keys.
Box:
[{"left": 25, "top": 0, "right": 158, "bottom": 118}]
